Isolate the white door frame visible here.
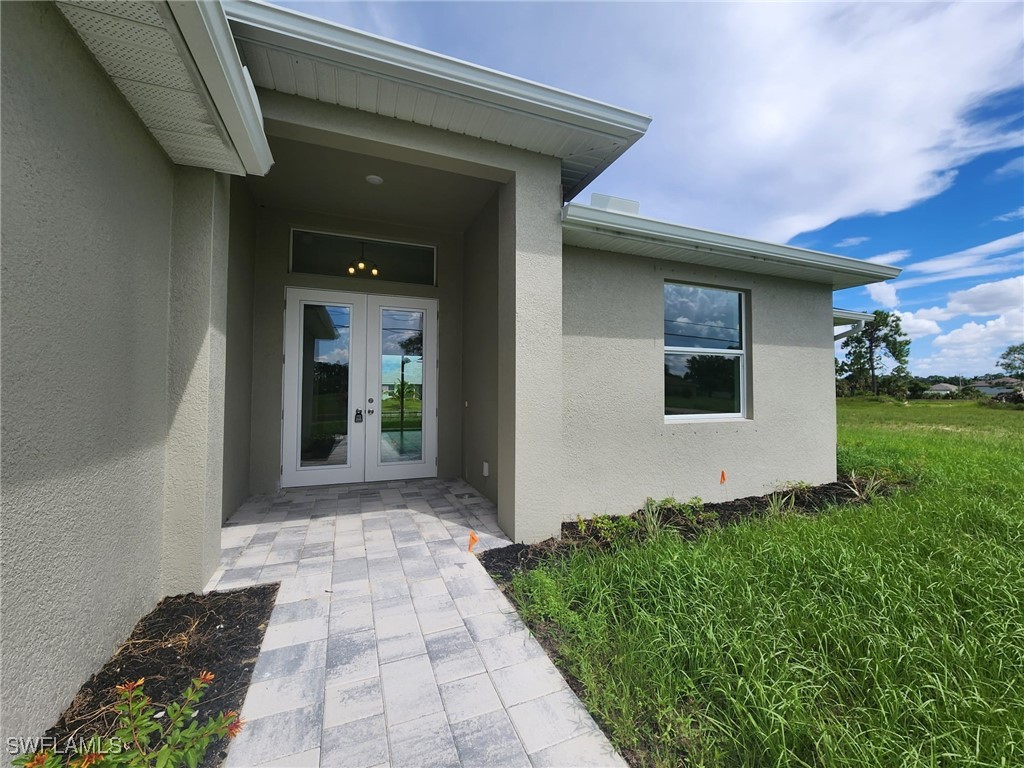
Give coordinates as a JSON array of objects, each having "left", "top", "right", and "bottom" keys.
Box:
[
  {"left": 281, "top": 287, "right": 438, "bottom": 488},
  {"left": 364, "top": 294, "right": 438, "bottom": 482}
]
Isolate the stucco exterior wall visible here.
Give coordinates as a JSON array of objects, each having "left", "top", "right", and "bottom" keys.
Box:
[
  {"left": 561, "top": 245, "right": 837, "bottom": 519},
  {"left": 160, "top": 168, "right": 231, "bottom": 594},
  {"left": 248, "top": 207, "right": 464, "bottom": 494},
  {"left": 461, "top": 192, "right": 500, "bottom": 502},
  {"left": 223, "top": 179, "right": 257, "bottom": 519},
  {"left": 0, "top": 1, "right": 174, "bottom": 742}
]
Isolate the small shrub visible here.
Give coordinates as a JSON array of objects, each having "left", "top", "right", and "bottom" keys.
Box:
[
  {"left": 843, "top": 471, "right": 886, "bottom": 501},
  {"left": 15, "top": 673, "right": 243, "bottom": 768},
  {"left": 764, "top": 491, "right": 797, "bottom": 517}
]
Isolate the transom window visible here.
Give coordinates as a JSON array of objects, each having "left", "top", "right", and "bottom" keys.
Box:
[{"left": 664, "top": 282, "right": 746, "bottom": 420}]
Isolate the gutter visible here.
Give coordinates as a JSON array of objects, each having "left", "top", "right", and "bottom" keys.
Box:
[
  {"left": 168, "top": 0, "right": 274, "bottom": 175},
  {"left": 562, "top": 203, "right": 902, "bottom": 288}
]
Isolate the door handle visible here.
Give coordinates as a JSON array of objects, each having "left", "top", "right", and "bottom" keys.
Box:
[
  {"left": 367, "top": 409, "right": 375, "bottom": 415},
  {"left": 354, "top": 409, "right": 363, "bottom": 423}
]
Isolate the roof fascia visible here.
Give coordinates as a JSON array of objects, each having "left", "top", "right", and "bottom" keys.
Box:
[
  {"left": 222, "top": 0, "right": 652, "bottom": 143},
  {"left": 562, "top": 203, "right": 902, "bottom": 288},
  {"left": 833, "top": 309, "right": 874, "bottom": 325},
  {"left": 168, "top": 0, "right": 274, "bottom": 175}
]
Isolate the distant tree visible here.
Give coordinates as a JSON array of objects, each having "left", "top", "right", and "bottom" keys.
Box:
[
  {"left": 841, "top": 311, "right": 911, "bottom": 396},
  {"left": 880, "top": 365, "right": 914, "bottom": 400},
  {"left": 998, "top": 343, "right": 1024, "bottom": 378}
]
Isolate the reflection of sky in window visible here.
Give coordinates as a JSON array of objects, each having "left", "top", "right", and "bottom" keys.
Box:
[
  {"left": 665, "top": 355, "right": 693, "bottom": 377},
  {"left": 381, "top": 309, "right": 424, "bottom": 356},
  {"left": 315, "top": 306, "right": 351, "bottom": 365},
  {"left": 664, "top": 284, "right": 742, "bottom": 349}
]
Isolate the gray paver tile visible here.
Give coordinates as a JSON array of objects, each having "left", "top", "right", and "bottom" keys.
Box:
[
  {"left": 380, "top": 654, "right": 443, "bottom": 725},
  {"left": 490, "top": 656, "right": 569, "bottom": 707},
  {"left": 277, "top": 573, "right": 333, "bottom": 603},
  {"left": 438, "top": 672, "right": 502, "bottom": 724},
  {"left": 423, "top": 626, "right": 485, "bottom": 684},
  {"left": 410, "top": 577, "right": 449, "bottom": 598},
  {"left": 464, "top": 610, "right": 525, "bottom": 642},
  {"left": 320, "top": 713, "right": 388, "bottom": 768},
  {"left": 262, "top": 615, "right": 330, "bottom": 651},
  {"left": 323, "top": 676, "right": 383, "bottom": 729},
  {"left": 389, "top": 711, "right": 460, "bottom": 768},
  {"left": 450, "top": 708, "right": 532, "bottom": 768},
  {"left": 253, "top": 747, "right": 321, "bottom": 767},
  {"left": 251, "top": 639, "right": 327, "bottom": 683},
  {"left": 329, "top": 595, "right": 373, "bottom": 635},
  {"left": 413, "top": 593, "right": 464, "bottom": 635},
  {"left": 270, "top": 596, "right": 330, "bottom": 626},
  {"left": 223, "top": 701, "right": 322, "bottom": 767},
  {"left": 507, "top": 689, "right": 599, "bottom": 754},
  {"left": 327, "top": 629, "right": 378, "bottom": 683},
  {"left": 528, "top": 728, "right": 629, "bottom": 767},
  {"left": 240, "top": 666, "right": 326, "bottom": 721},
  {"left": 476, "top": 628, "right": 548, "bottom": 672}
]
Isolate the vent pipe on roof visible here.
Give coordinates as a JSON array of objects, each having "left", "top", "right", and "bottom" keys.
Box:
[{"left": 590, "top": 193, "right": 640, "bottom": 216}]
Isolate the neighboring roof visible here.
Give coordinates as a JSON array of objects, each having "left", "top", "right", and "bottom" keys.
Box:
[
  {"left": 927, "top": 383, "right": 959, "bottom": 392},
  {"left": 223, "top": 0, "right": 651, "bottom": 201},
  {"left": 56, "top": 0, "right": 271, "bottom": 175},
  {"left": 834, "top": 309, "right": 874, "bottom": 326},
  {"left": 561, "top": 203, "right": 902, "bottom": 290}
]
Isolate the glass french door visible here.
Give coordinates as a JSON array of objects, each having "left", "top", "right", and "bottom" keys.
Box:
[{"left": 281, "top": 288, "right": 438, "bottom": 487}]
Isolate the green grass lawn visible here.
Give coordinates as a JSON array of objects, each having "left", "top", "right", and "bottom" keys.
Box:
[{"left": 511, "top": 399, "right": 1024, "bottom": 766}]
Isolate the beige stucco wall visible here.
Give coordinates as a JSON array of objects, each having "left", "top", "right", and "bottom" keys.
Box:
[
  {"left": 223, "top": 179, "right": 258, "bottom": 518},
  {"left": 461, "top": 192, "right": 500, "bottom": 502},
  {"left": 160, "top": 168, "right": 231, "bottom": 594},
  {"left": 0, "top": 1, "right": 174, "bottom": 743},
  {"left": 561, "top": 245, "right": 837, "bottom": 519},
  {"left": 247, "top": 207, "right": 465, "bottom": 494}
]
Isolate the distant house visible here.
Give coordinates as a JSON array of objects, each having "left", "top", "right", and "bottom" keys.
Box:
[
  {"left": 925, "top": 383, "right": 960, "bottom": 397},
  {"left": 969, "top": 380, "right": 1014, "bottom": 397}
]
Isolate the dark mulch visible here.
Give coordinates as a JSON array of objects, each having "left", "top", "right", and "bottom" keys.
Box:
[
  {"left": 479, "top": 477, "right": 889, "bottom": 583},
  {"left": 40, "top": 584, "right": 278, "bottom": 767}
]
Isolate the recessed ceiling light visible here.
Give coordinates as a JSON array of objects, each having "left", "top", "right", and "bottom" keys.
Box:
[{"left": 366, "top": 175, "right": 384, "bottom": 185}]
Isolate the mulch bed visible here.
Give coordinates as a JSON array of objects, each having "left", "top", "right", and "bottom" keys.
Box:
[
  {"left": 39, "top": 584, "right": 277, "bottom": 767},
  {"left": 479, "top": 477, "right": 889, "bottom": 583}
]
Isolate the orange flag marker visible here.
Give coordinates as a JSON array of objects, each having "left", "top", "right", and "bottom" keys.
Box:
[
  {"left": 468, "top": 530, "right": 480, "bottom": 553},
  {"left": 720, "top": 470, "right": 727, "bottom": 485}
]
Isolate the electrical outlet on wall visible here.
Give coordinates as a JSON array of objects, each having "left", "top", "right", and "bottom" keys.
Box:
[{"left": 482, "top": 461, "right": 489, "bottom": 478}]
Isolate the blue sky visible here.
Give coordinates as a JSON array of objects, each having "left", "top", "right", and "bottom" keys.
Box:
[{"left": 271, "top": 1, "right": 1024, "bottom": 376}]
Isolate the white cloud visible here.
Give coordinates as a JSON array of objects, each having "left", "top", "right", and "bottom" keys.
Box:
[
  {"left": 993, "top": 156, "right": 1024, "bottom": 178},
  {"left": 273, "top": 2, "right": 1024, "bottom": 243},
  {"left": 914, "top": 305, "right": 955, "bottom": 322},
  {"left": 893, "top": 234, "right": 1024, "bottom": 289},
  {"left": 946, "top": 275, "right": 1024, "bottom": 316},
  {"left": 994, "top": 206, "right": 1024, "bottom": 222},
  {"left": 867, "top": 250, "right": 912, "bottom": 266},
  {"left": 895, "top": 310, "right": 941, "bottom": 339},
  {"left": 866, "top": 281, "right": 899, "bottom": 308},
  {"left": 835, "top": 236, "right": 870, "bottom": 248},
  {"left": 934, "top": 308, "right": 1024, "bottom": 349}
]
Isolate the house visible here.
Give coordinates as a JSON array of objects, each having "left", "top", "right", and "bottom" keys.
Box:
[
  {"left": 0, "top": 0, "right": 900, "bottom": 744},
  {"left": 925, "top": 383, "right": 960, "bottom": 396}
]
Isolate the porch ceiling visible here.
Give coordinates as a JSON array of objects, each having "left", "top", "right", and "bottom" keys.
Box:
[{"left": 245, "top": 136, "right": 499, "bottom": 230}]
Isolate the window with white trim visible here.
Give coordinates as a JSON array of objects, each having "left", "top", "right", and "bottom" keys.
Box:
[{"left": 664, "top": 282, "right": 746, "bottom": 419}]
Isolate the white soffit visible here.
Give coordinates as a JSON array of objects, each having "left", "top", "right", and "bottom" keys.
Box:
[
  {"left": 561, "top": 204, "right": 903, "bottom": 290},
  {"left": 56, "top": 1, "right": 272, "bottom": 176},
  {"left": 223, "top": 0, "right": 651, "bottom": 201}
]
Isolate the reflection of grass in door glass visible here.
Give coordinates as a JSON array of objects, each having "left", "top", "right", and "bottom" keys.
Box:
[{"left": 380, "top": 397, "right": 422, "bottom": 431}]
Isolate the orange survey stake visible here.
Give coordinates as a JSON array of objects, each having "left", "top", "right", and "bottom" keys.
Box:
[
  {"left": 468, "top": 530, "right": 480, "bottom": 553},
  {"left": 720, "top": 470, "right": 727, "bottom": 484}
]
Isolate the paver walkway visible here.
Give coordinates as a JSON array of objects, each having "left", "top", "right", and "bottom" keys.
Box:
[{"left": 206, "top": 478, "right": 626, "bottom": 768}]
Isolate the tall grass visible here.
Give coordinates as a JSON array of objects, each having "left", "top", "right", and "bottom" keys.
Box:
[{"left": 512, "top": 400, "right": 1024, "bottom": 766}]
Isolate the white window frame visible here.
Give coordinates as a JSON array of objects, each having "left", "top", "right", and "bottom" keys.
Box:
[{"left": 664, "top": 283, "right": 748, "bottom": 423}]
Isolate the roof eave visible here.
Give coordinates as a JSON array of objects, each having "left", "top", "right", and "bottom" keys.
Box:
[
  {"left": 169, "top": 0, "right": 274, "bottom": 175},
  {"left": 833, "top": 308, "right": 874, "bottom": 326},
  {"left": 561, "top": 203, "right": 902, "bottom": 290},
  {"left": 223, "top": 0, "right": 651, "bottom": 139}
]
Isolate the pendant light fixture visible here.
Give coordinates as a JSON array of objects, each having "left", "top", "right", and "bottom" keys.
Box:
[{"left": 347, "top": 241, "right": 380, "bottom": 278}]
